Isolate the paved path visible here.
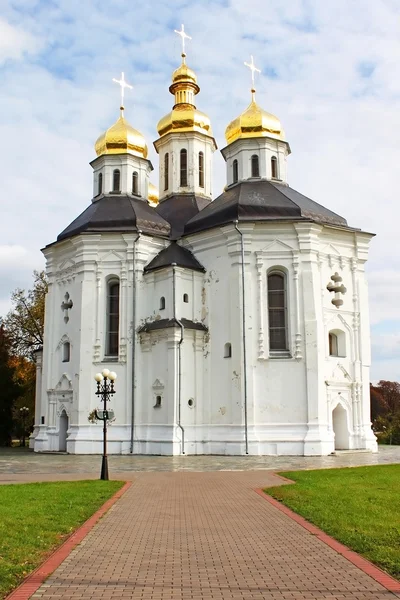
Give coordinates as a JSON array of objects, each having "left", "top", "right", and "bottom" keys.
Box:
[
  {"left": 1, "top": 446, "right": 400, "bottom": 481},
  {"left": 29, "top": 471, "right": 398, "bottom": 600}
]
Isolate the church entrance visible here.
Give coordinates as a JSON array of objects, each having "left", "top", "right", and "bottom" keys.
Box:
[
  {"left": 59, "top": 410, "right": 69, "bottom": 452},
  {"left": 332, "top": 404, "right": 350, "bottom": 450}
]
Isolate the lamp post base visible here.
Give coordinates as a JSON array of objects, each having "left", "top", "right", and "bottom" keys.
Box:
[{"left": 100, "top": 455, "right": 109, "bottom": 480}]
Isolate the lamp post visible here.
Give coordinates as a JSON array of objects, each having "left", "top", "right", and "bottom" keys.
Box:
[
  {"left": 94, "top": 369, "right": 117, "bottom": 480},
  {"left": 19, "top": 406, "right": 29, "bottom": 447}
]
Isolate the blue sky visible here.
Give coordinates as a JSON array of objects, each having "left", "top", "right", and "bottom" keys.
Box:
[{"left": 1, "top": 0, "right": 400, "bottom": 380}]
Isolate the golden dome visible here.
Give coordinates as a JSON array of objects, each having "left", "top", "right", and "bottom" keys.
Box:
[
  {"left": 148, "top": 182, "right": 159, "bottom": 205},
  {"left": 95, "top": 109, "right": 148, "bottom": 158},
  {"left": 172, "top": 62, "right": 197, "bottom": 85},
  {"left": 157, "top": 105, "right": 213, "bottom": 137},
  {"left": 156, "top": 54, "right": 214, "bottom": 140},
  {"left": 225, "top": 95, "right": 285, "bottom": 145}
]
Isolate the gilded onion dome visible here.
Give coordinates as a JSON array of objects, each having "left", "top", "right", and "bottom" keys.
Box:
[
  {"left": 225, "top": 90, "right": 285, "bottom": 146},
  {"left": 148, "top": 182, "right": 159, "bottom": 206},
  {"left": 95, "top": 107, "right": 148, "bottom": 159},
  {"left": 157, "top": 53, "right": 213, "bottom": 138}
]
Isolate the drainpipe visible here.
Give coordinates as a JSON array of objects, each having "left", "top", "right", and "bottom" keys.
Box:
[
  {"left": 130, "top": 230, "right": 142, "bottom": 454},
  {"left": 234, "top": 221, "right": 249, "bottom": 455},
  {"left": 172, "top": 263, "right": 185, "bottom": 454}
]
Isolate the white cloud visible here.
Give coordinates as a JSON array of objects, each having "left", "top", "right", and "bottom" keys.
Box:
[
  {"left": 0, "top": 17, "right": 40, "bottom": 63},
  {"left": 0, "top": 1, "right": 399, "bottom": 379}
]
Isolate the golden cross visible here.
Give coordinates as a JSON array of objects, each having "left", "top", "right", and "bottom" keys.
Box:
[
  {"left": 244, "top": 55, "right": 261, "bottom": 90},
  {"left": 174, "top": 23, "right": 192, "bottom": 56},
  {"left": 112, "top": 72, "right": 133, "bottom": 108}
]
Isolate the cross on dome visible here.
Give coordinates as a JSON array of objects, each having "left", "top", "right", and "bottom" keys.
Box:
[
  {"left": 174, "top": 23, "right": 192, "bottom": 59},
  {"left": 244, "top": 55, "right": 261, "bottom": 98},
  {"left": 112, "top": 71, "right": 133, "bottom": 110}
]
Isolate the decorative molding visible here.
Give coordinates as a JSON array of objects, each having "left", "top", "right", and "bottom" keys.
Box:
[
  {"left": 152, "top": 379, "right": 165, "bottom": 392},
  {"left": 292, "top": 252, "right": 302, "bottom": 359},
  {"left": 56, "top": 402, "right": 70, "bottom": 417},
  {"left": 56, "top": 334, "right": 71, "bottom": 350},
  {"left": 61, "top": 292, "right": 73, "bottom": 323},
  {"left": 255, "top": 255, "right": 266, "bottom": 359},
  {"left": 99, "top": 249, "right": 125, "bottom": 263}
]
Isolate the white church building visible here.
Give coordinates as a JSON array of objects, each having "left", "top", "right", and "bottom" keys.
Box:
[{"left": 31, "top": 33, "right": 377, "bottom": 456}]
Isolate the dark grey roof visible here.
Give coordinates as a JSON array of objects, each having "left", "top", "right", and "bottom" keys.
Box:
[
  {"left": 138, "top": 318, "right": 208, "bottom": 333},
  {"left": 184, "top": 180, "right": 348, "bottom": 235},
  {"left": 144, "top": 242, "right": 205, "bottom": 273},
  {"left": 155, "top": 194, "right": 211, "bottom": 239},
  {"left": 57, "top": 194, "right": 170, "bottom": 241}
]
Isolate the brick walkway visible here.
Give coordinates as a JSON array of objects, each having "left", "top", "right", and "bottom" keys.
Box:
[{"left": 28, "top": 471, "right": 398, "bottom": 600}]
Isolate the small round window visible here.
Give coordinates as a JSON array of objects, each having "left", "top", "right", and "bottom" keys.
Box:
[{"left": 188, "top": 398, "right": 194, "bottom": 408}]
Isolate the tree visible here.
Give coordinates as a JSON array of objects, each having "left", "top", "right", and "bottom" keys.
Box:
[
  {"left": 370, "top": 384, "right": 389, "bottom": 421},
  {"left": 0, "top": 326, "right": 21, "bottom": 446},
  {"left": 376, "top": 380, "right": 400, "bottom": 415},
  {"left": 4, "top": 270, "right": 47, "bottom": 360},
  {"left": 371, "top": 380, "right": 400, "bottom": 445}
]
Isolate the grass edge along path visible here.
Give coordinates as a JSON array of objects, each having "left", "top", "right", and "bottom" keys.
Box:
[
  {"left": 264, "top": 464, "right": 400, "bottom": 581},
  {"left": 0, "top": 480, "right": 125, "bottom": 599}
]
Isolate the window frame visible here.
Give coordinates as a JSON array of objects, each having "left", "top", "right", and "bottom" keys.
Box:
[
  {"left": 328, "top": 329, "right": 346, "bottom": 358},
  {"left": 180, "top": 149, "right": 188, "bottom": 187},
  {"left": 267, "top": 269, "right": 289, "bottom": 355},
  {"left": 233, "top": 159, "right": 238, "bottom": 184},
  {"left": 251, "top": 154, "right": 260, "bottom": 178},
  {"left": 112, "top": 169, "right": 121, "bottom": 192},
  {"left": 164, "top": 153, "right": 169, "bottom": 191},
  {"left": 106, "top": 278, "right": 120, "bottom": 357},
  {"left": 132, "top": 171, "right": 138, "bottom": 195},
  {"left": 271, "top": 156, "right": 278, "bottom": 179},
  {"left": 98, "top": 172, "right": 103, "bottom": 195},
  {"left": 62, "top": 341, "right": 70, "bottom": 363},
  {"left": 199, "top": 151, "right": 204, "bottom": 188},
  {"left": 224, "top": 343, "right": 232, "bottom": 358}
]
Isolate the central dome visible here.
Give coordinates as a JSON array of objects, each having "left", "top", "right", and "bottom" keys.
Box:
[
  {"left": 157, "top": 104, "right": 213, "bottom": 137},
  {"left": 95, "top": 111, "right": 148, "bottom": 159},
  {"left": 156, "top": 55, "right": 213, "bottom": 139},
  {"left": 225, "top": 99, "right": 285, "bottom": 145}
]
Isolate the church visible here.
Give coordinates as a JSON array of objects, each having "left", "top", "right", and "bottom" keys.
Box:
[{"left": 31, "top": 26, "right": 378, "bottom": 456}]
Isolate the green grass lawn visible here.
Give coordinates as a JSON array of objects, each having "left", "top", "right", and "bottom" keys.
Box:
[
  {"left": 265, "top": 465, "right": 400, "bottom": 579},
  {"left": 0, "top": 480, "right": 124, "bottom": 599}
]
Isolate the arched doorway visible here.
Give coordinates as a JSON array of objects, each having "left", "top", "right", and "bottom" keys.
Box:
[
  {"left": 332, "top": 404, "right": 349, "bottom": 450},
  {"left": 59, "top": 410, "right": 69, "bottom": 452}
]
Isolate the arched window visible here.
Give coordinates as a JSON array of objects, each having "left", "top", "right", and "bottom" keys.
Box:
[
  {"left": 251, "top": 155, "right": 260, "bottom": 178},
  {"left": 98, "top": 172, "right": 103, "bottom": 195},
  {"left": 233, "top": 159, "right": 238, "bottom": 184},
  {"left": 224, "top": 343, "right": 232, "bottom": 358},
  {"left": 199, "top": 152, "right": 204, "bottom": 188},
  {"left": 268, "top": 271, "right": 288, "bottom": 352},
  {"left": 180, "top": 149, "right": 188, "bottom": 187},
  {"left": 132, "top": 171, "right": 138, "bottom": 195},
  {"left": 160, "top": 296, "right": 165, "bottom": 310},
  {"left": 112, "top": 169, "right": 120, "bottom": 192},
  {"left": 183, "top": 293, "right": 189, "bottom": 303},
  {"left": 329, "top": 333, "right": 338, "bottom": 357},
  {"left": 329, "top": 330, "right": 346, "bottom": 357},
  {"left": 106, "top": 279, "right": 120, "bottom": 356},
  {"left": 62, "top": 342, "right": 70, "bottom": 363},
  {"left": 154, "top": 395, "right": 162, "bottom": 408},
  {"left": 164, "top": 153, "right": 169, "bottom": 191},
  {"left": 271, "top": 156, "right": 278, "bottom": 179}
]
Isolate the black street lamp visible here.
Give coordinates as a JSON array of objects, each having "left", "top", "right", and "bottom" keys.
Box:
[
  {"left": 94, "top": 369, "right": 117, "bottom": 480},
  {"left": 19, "top": 406, "right": 29, "bottom": 447}
]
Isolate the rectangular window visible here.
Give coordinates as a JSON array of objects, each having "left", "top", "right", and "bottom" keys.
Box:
[
  {"left": 268, "top": 272, "right": 288, "bottom": 352},
  {"left": 107, "top": 281, "right": 120, "bottom": 356},
  {"left": 180, "top": 149, "right": 188, "bottom": 187},
  {"left": 62, "top": 342, "right": 70, "bottom": 363},
  {"left": 199, "top": 152, "right": 204, "bottom": 188}
]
